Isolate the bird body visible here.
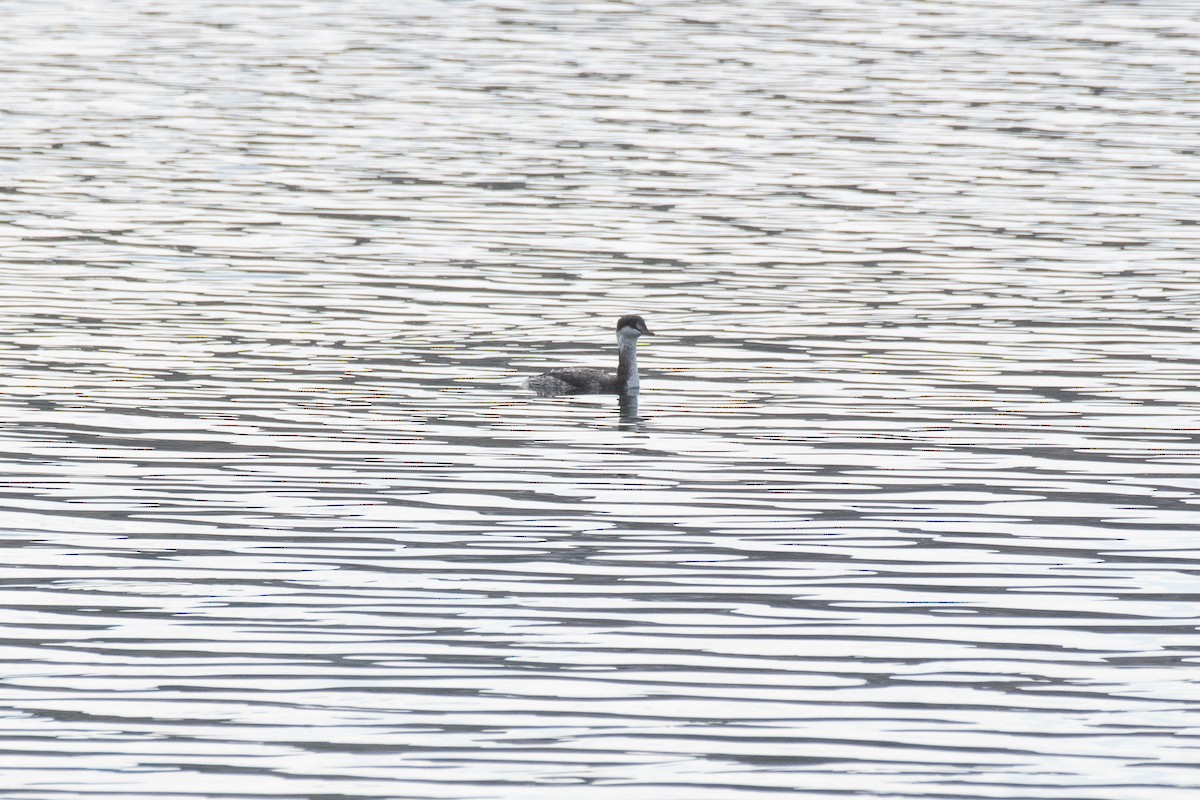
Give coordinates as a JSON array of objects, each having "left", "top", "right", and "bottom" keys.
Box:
[{"left": 525, "top": 314, "right": 654, "bottom": 395}]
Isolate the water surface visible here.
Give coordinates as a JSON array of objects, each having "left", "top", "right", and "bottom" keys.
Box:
[{"left": 2, "top": 1, "right": 1200, "bottom": 798}]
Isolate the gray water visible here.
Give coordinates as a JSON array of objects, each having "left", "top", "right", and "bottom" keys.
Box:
[{"left": 3, "top": 1, "right": 1200, "bottom": 798}]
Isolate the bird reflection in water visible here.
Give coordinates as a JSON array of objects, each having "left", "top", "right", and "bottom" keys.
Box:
[{"left": 618, "top": 391, "right": 644, "bottom": 429}]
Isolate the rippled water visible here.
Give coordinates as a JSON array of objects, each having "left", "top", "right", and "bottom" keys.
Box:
[{"left": 3, "top": 1, "right": 1200, "bottom": 797}]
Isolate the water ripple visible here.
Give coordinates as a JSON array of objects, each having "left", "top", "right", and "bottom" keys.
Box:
[{"left": 1, "top": 0, "right": 1199, "bottom": 798}]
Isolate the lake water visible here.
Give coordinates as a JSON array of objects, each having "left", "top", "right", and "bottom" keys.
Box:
[{"left": 2, "top": 1, "right": 1200, "bottom": 798}]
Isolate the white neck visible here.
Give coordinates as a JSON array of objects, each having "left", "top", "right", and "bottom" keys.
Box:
[{"left": 616, "top": 329, "right": 639, "bottom": 391}]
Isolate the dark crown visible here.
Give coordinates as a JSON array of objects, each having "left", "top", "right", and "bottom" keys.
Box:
[{"left": 616, "top": 314, "right": 653, "bottom": 335}]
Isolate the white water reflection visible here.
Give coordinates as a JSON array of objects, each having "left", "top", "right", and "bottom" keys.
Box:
[{"left": 2, "top": 0, "right": 1200, "bottom": 798}]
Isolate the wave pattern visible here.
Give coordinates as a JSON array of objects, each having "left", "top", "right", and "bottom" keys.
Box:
[{"left": 1, "top": 0, "right": 1199, "bottom": 797}]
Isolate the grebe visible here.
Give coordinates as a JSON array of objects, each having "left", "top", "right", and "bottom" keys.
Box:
[{"left": 525, "top": 314, "right": 655, "bottom": 395}]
